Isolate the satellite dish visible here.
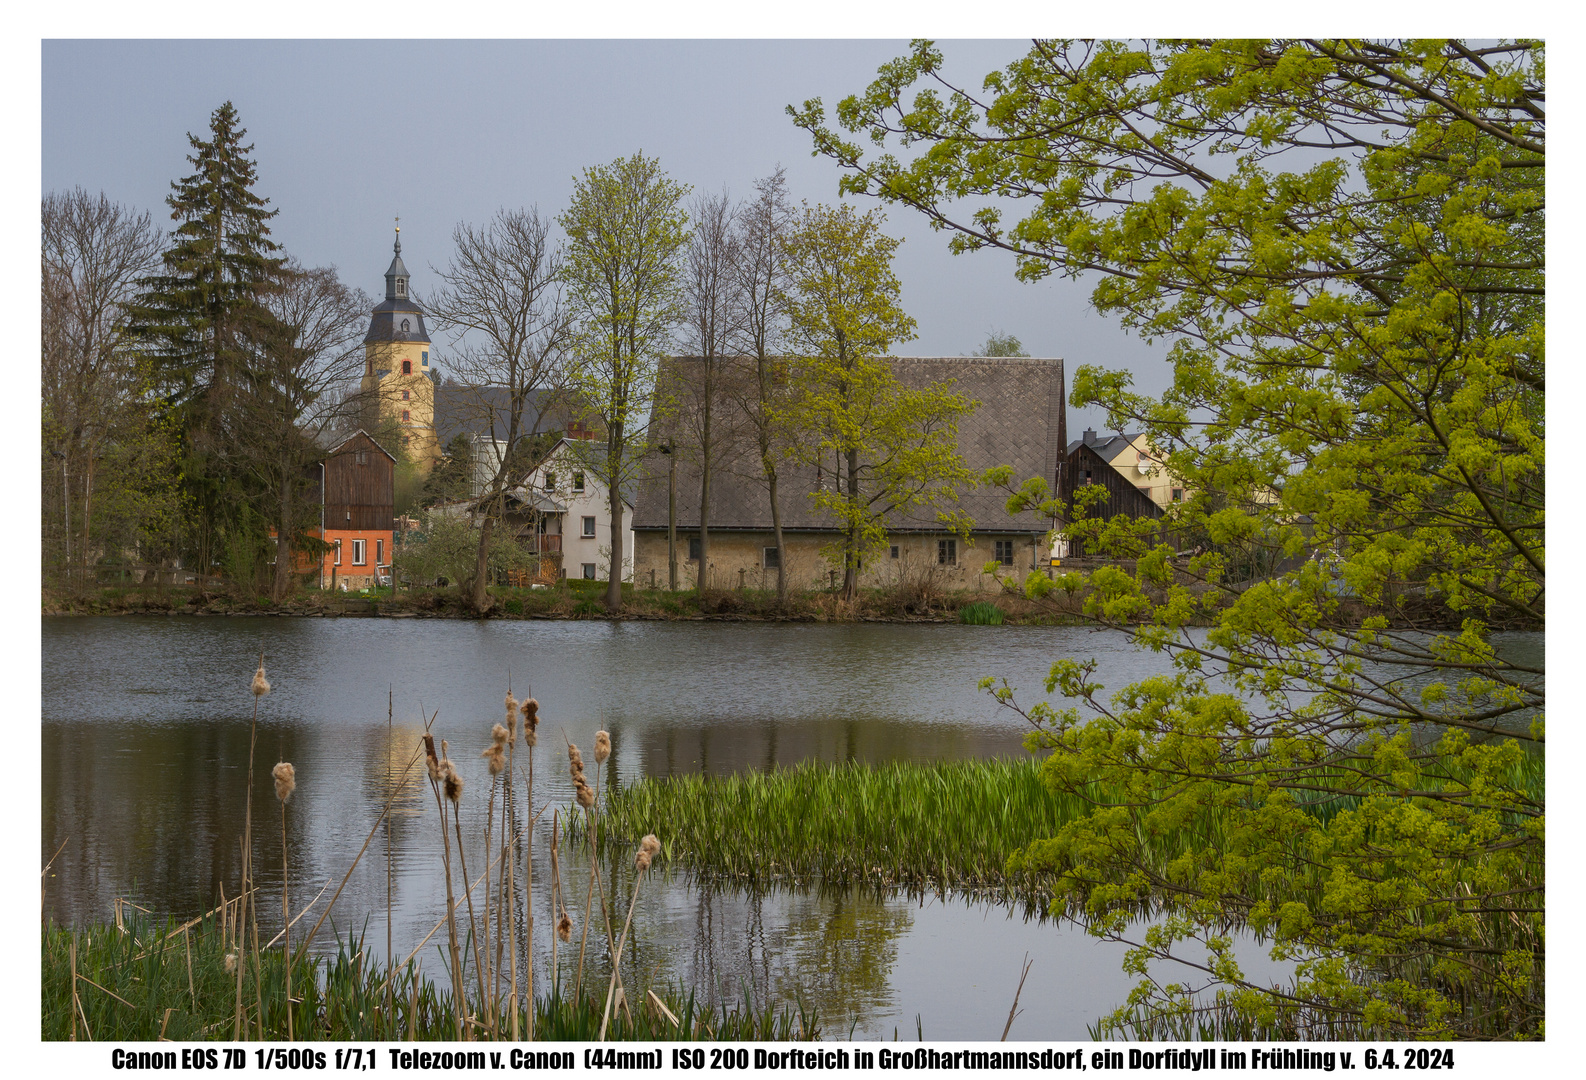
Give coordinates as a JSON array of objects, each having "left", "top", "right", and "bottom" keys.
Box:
[{"left": 1136, "top": 458, "right": 1154, "bottom": 475}]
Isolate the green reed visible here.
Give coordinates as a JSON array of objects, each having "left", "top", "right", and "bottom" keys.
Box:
[
  {"left": 42, "top": 912, "right": 815, "bottom": 1042},
  {"left": 599, "top": 757, "right": 1096, "bottom": 892}
]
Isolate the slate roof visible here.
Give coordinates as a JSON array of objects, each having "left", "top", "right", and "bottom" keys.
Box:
[
  {"left": 633, "top": 355, "right": 1066, "bottom": 535},
  {"left": 433, "top": 385, "right": 578, "bottom": 446},
  {"left": 1068, "top": 431, "right": 1141, "bottom": 462}
]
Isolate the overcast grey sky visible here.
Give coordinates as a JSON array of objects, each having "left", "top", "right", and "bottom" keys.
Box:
[{"left": 42, "top": 38, "right": 1171, "bottom": 434}]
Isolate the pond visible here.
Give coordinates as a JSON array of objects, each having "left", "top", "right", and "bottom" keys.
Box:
[{"left": 45, "top": 616, "right": 1312, "bottom": 1039}]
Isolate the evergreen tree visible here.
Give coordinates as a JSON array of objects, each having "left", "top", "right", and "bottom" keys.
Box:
[{"left": 131, "top": 101, "right": 288, "bottom": 580}]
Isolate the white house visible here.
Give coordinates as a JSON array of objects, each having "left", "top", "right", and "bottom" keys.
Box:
[{"left": 515, "top": 439, "right": 635, "bottom": 583}]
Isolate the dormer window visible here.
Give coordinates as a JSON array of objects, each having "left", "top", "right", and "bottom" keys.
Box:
[{"left": 401, "top": 319, "right": 411, "bottom": 332}]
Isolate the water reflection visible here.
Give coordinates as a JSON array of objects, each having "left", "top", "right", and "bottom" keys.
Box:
[{"left": 43, "top": 616, "right": 1523, "bottom": 1038}]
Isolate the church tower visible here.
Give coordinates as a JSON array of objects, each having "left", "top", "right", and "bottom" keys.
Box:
[{"left": 360, "top": 224, "right": 439, "bottom": 469}]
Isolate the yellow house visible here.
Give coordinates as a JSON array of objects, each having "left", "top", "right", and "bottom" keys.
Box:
[
  {"left": 360, "top": 227, "right": 439, "bottom": 469},
  {"left": 1077, "top": 429, "right": 1189, "bottom": 510}
]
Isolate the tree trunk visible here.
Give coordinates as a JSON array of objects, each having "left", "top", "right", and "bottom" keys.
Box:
[
  {"left": 605, "top": 423, "right": 625, "bottom": 612},
  {"left": 272, "top": 487, "right": 293, "bottom": 602},
  {"left": 472, "top": 513, "right": 495, "bottom": 612},
  {"left": 697, "top": 370, "right": 712, "bottom": 594},
  {"left": 842, "top": 447, "right": 860, "bottom": 600},
  {"left": 766, "top": 458, "right": 787, "bottom": 605}
]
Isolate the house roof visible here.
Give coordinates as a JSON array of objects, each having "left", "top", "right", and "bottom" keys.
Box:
[
  {"left": 433, "top": 385, "right": 578, "bottom": 446},
  {"left": 326, "top": 428, "right": 398, "bottom": 462},
  {"left": 633, "top": 355, "right": 1066, "bottom": 535},
  {"left": 1068, "top": 432, "right": 1142, "bottom": 462}
]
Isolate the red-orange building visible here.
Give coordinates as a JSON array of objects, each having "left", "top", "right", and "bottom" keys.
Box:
[{"left": 309, "top": 430, "right": 395, "bottom": 590}]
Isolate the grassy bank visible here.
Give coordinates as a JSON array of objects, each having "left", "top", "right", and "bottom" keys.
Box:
[
  {"left": 43, "top": 578, "right": 1086, "bottom": 625},
  {"left": 43, "top": 911, "right": 816, "bottom": 1042}
]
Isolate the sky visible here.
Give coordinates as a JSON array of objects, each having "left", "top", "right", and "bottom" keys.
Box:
[{"left": 41, "top": 38, "right": 1170, "bottom": 436}]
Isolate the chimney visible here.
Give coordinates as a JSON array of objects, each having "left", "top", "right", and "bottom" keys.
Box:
[{"left": 1082, "top": 428, "right": 1097, "bottom": 446}]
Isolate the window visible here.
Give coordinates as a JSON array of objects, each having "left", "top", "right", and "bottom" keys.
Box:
[
  {"left": 355, "top": 450, "right": 368, "bottom": 465},
  {"left": 1172, "top": 488, "right": 1184, "bottom": 502},
  {"left": 401, "top": 410, "right": 410, "bottom": 423},
  {"left": 352, "top": 539, "right": 367, "bottom": 565},
  {"left": 401, "top": 390, "right": 410, "bottom": 401},
  {"left": 763, "top": 547, "right": 780, "bottom": 569},
  {"left": 582, "top": 563, "right": 596, "bottom": 580},
  {"left": 402, "top": 359, "right": 412, "bottom": 374},
  {"left": 994, "top": 540, "right": 1015, "bottom": 566},
  {"left": 421, "top": 350, "right": 428, "bottom": 366},
  {"left": 376, "top": 539, "right": 384, "bottom": 565},
  {"left": 333, "top": 539, "right": 342, "bottom": 565},
  {"left": 938, "top": 538, "right": 957, "bottom": 565},
  {"left": 688, "top": 537, "right": 701, "bottom": 561},
  {"left": 581, "top": 516, "right": 596, "bottom": 538},
  {"left": 890, "top": 545, "right": 899, "bottom": 559},
  {"left": 572, "top": 472, "right": 585, "bottom": 493},
  {"left": 402, "top": 434, "right": 411, "bottom": 447},
  {"left": 401, "top": 319, "right": 411, "bottom": 333},
  {"left": 544, "top": 472, "right": 556, "bottom": 491},
  {"left": 396, "top": 281, "right": 406, "bottom": 298}
]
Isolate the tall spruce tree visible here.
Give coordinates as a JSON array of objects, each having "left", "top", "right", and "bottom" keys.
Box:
[{"left": 132, "top": 101, "right": 288, "bottom": 582}]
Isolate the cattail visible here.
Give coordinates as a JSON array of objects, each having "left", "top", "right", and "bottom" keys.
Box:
[
  {"left": 426, "top": 756, "right": 441, "bottom": 783},
  {"left": 491, "top": 723, "right": 509, "bottom": 747},
  {"left": 505, "top": 692, "right": 518, "bottom": 729},
  {"left": 521, "top": 699, "right": 539, "bottom": 746},
  {"left": 225, "top": 952, "right": 237, "bottom": 974},
  {"left": 567, "top": 742, "right": 583, "bottom": 772},
  {"left": 272, "top": 762, "right": 296, "bottom": 803},
  {"left": 575, "top": 781, "right": 595, "bottom": 810},
  {"left": 251, "top": 663, "right": 271, "bottom": 697},
  {"left": 635, "top": 834, "right": 660, "bottom": 873},
  {"left": 594, "top": 730, "right": 611, "bottom": 765},
  {"left": 482, "top": 743, "right": 506, "bottom": 776},
  {"left": 557, "top": 913, "right": 572, "bottom": 942},
  {"left": 441, "top": 759, "right": 463, "bottom": 803}
]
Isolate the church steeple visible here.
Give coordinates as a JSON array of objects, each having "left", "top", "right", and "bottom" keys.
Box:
[{"left": 384, "top": 219, "right": 410, "bottom": 300}]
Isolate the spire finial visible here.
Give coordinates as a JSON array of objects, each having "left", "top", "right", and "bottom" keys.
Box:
[{"left": 394, "top": 215, "right": 401, "bottom": 255}]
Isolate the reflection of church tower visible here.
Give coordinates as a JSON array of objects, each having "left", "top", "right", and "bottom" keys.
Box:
[{"left": 360, "top": 224, "right": 438, "bottom": 469}]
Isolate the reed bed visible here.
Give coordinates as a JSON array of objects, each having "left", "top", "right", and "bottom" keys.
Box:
[
  {"left": 41, "top": 913, "right": 814, "bottom": 1041},
  {"left": 597, "top": 757, "right": 1092, "bottom": 891}
]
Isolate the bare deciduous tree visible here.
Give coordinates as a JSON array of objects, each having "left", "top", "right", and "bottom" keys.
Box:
[
  {"left": 426, "top": 208, "right": 570, "bottom": 612},
  {"left": 679, "top": 188, "right": 741, "bottom": 592},
  {"left": 249, "top": 262, "right": 371, "bottom": 599},
  {"left": 728, "top": 168, "right": 796, "bottom": 602},
  {"left": 41, "top": 188, "right": 175, "bottom": 588}
]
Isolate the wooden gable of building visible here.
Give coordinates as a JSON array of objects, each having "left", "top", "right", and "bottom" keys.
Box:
[
  {"left": 1061, "top": 442, "right": 1163, "bottom": 557},
  {"left": 323, "top": 431, "right": 395, "bottom": 531}
]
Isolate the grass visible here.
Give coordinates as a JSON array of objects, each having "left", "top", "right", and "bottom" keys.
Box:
[
  {"left": 42, "top": 913, "right": 816, "bottom": 1041},
  {"left": 958, "top": 601, "right": 1006, "bottom": 625},
  {"left": 598, "top": 757, "right": 1094, "bottom": 893}
]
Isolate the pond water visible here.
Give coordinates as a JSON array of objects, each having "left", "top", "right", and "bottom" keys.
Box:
[{"left": 47, "top": 615, "right": 1450, "bottom": 1039}]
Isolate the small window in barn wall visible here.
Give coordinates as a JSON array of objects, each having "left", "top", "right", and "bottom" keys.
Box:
[
  {"left": 352, "top": 539, "right": 367, "bottom": 565},
  {"left": 688, "top": 537, "right": 701, "bottom": 561},
  {"left": 890, "top": 545, "right": 899, "bottom": 559},
  {"left": 763, "top": 547, "right": 780, "bottom": 569},
  {"left": 582, "top": 516, "right": 596, "bottom": 538},
  {"left": 938, "top": 538, "right": 957, "bottom": 565},
  {"left": 333, "top": 540, "right": 342, "bottom": 565},
  {"left": 994, "top": 539, "right": 1015, "bottom": 566},
  {"left": 582, "top": 563, "right": 596, "bottom": 580},
  {"left": 356, "top": 450, "right": 368, "bottom": 465}
]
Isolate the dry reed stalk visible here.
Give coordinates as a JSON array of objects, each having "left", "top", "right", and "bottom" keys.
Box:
[
  {"left": 503, "top": 731, "right": 518, "bottom": 1041},
  {"left": 1001, "top": 953, "right": 1033, "bottom": 1041},
  {"left": 273, "top": 761, "right": 295, "bottom": 1041},
  {"left": 521, "top": 697, "right": 539, "bottom": 1034},
  {"left": 408, "top": 970, "right": 419, "bottom": 1041},
  {"left": 386, "top": 688, "right": 394, "bottom": 1030},
  {"left": 235, "top": 654, "right": 268, "bottom": 1040},
  {"left": 70, "top": 936, "right": 78, "bottom": 1041},
  {"left": 598, "top": 835, "right": 659, "bottom": 1041},
  {"left": 446, "top": 756, "right": 491, "bottom": 1036},
  {"left": 184, "top": 925, "right": 196, "bottom": 1011},
  {"left": 424, "top": 736, "right": 468, "bottom": 1041}
]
